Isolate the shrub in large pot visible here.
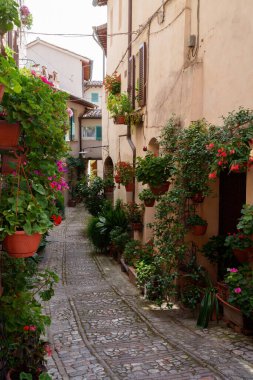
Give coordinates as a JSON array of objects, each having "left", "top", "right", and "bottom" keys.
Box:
[
  {"left": 135, "top": 152, "right": 173, "bottom": 195},
  {"left": 0, "top": 181, "right": 53, "bottom": 258}
]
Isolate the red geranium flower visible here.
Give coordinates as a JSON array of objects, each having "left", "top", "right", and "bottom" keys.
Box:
[{"left": 51, "top": 215, "right": 62, "bottom": 226}]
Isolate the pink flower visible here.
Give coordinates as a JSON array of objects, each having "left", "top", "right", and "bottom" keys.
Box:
[
  {"left": 44, "top": 343, "right": 52, "bottom": 357},
  {"left": 208, "top": 171, "right": 217, "bottom": 179},
  {"left": 218, "top": 160, "right": 223, "bottom": 166},
  {"left": 67, "top": 108, "right": 73, "bottom": 117},
  {"left": 230, "top": 149, "right": 235, "bottom": 155},
  {"left": 229, "top": 268, "right": 238, "bottom": 273},
  {"left": 234, "top": 287, "right": 242, "bottom": 294},
  {"left": 29, "top": 325, "right": 37, "bottom": 331},
  {"left": 230, "top": 164, "right": 240, "bottom": 172},
  {"left": 206, "top": 143, "right": 215, "bottom": 150}
]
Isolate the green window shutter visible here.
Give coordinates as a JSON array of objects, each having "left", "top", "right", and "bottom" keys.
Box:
[
  {"left": 96, "top": 126, "right": 102, "bottom": 141},
  {"left": 91, "top": 93, "right": 99, "bottom": 102}
]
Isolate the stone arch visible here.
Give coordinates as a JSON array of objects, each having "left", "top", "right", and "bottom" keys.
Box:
[
  {"left": 148, "top": 137, "right": 159, "bottom": 155},
  {"left": 103, "top": 156, "right": 114, "bottom": 178}
]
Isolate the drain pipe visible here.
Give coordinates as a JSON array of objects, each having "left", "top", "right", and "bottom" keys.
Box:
[{"left": 127, "top": 0, "right": 136, "bottom": 202}]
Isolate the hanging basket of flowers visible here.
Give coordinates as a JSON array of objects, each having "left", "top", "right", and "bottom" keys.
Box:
[{"left": 114, "top": 161, "right": 134, "bottom": 190}]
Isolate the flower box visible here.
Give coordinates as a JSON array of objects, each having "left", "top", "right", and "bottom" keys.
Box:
[
  {"left": 0, "top": 120, "right": 20, "bottom": 149},
  {"left": 216, "top": 294, "right": 253, "bottom": 331}
]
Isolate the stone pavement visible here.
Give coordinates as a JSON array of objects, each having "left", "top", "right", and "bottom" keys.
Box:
[{"left": 40, "top": 206, "right": 253, "bottom": 380}]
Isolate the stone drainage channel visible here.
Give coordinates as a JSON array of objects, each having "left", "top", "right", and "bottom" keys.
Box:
[{"left": 41, "top": 206, "right": 253, "bottom": 380}]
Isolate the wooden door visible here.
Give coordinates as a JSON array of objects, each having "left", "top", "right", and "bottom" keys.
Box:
[{"left": 219, "top": 171, "right": 246, "bottom": 235}]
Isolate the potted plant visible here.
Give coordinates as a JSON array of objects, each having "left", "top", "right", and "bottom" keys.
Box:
[
  {"left": 216, "top": 266, "right": 253, "bottom": 330},
  {"left": 135, "top": 152, "right": 173, "bottom": 195},
  {"left": 103, "top": 72, "right": 121, "bottom": 94},
  {"left": 186, "top": 214, "right": 208, "bottom": 236},
  {"left": 127, "top": 111, "right": 143, "bottom": 127},
  {"left": 114, "top": 161, "right": 134, "bottom": 191},
  {"left": 107, "top": 92, "right": 133, "bottom": 124},
  {"left": 138, "top": 188, "right": 156, "bottom": 207},
  {"left": 0, "top": 178, "right": 54, "bottom": 258},
  {"left": 224, "top": 204, "right": 253, "bottom": 263},
  {"left": 103, "top": 175, "right": 115, "bottom": 193},
  {"left": 124, "top": 202, "right": 144, "bottom": 231}
]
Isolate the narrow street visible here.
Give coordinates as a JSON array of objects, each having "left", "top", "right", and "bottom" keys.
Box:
[{"left": 42, "top": 206, "right": 253, "bottom": 380}]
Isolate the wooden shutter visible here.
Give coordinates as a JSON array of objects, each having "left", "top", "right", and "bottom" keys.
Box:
[
  {"left": 128, "top": 55, "right": 135, "bottom": 108},
  {"left": 96, "top": 126, "right": 102, "bottom": 141},
  {"left": 138, "top": 42, "right": 146, "bottom": 107}
]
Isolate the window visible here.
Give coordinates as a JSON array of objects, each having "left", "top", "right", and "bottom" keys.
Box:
[
  {"left": 96, "top": 126, "right": 102, "bottom": 141},
  {"left": 91, "top": 92, "right": 99, "bottom": 103},
  {"left": 67, "top": 109, "right": 75, "bottom": 141},
  {"left": 82, "top": 126, "right": 96, "bottom": 139},
  {"left": 128, "top": 42, "right": 147, "bottom": 109}
]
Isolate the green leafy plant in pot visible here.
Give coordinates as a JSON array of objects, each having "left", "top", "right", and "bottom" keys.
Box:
[
  {"left": 135, "top": 152, "right": 173, "bottom": 195},
  {"left": 186, "top": 214, "right": 208, "bottom": 236},
  {"left": 107, "top": 93, "right": 133, "bottom": 124},
  {"left": 138, "top": 188, "right": 156, "bottom": 207}
]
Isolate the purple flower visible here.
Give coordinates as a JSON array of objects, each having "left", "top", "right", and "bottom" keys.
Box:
[{"left": 234, "top": 287, "right": 242, "bottom": 294}]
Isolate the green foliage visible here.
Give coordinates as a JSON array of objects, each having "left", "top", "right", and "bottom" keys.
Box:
[
  {"left": 0, "top": 50, "right": 22, "bottom": 93},
  {"left": 236, "top": 204, "right": 253, "bottom": 235},
  {"left": 138, "top": 188, "right": 156, "bottom": 201},
  {"left": 114, "top": 161, "right": 134, "bottom": 186},
  {"left": 135, "top": 152, "right": 173, "bottom": 187},
  {"left": 186, "top": 214, "right": 207, "bottom": 226},
  {"left": 0, "top": 0, "right": 21, "bottom": 35},
  {"left": 196, "top": 285, "right": 219, "bottom": 328},
  {"left": 123, "top": 240, "right": 143, "bottom": 266},
  {"left": 86, "top": 216, "right": 107, "bottom": 252},
  {"left": 109, "top": 227, "right": 129, "bottom": 253},
  {"left": 225, "top": 233, "right": 253, "bottom": 250},
  {"left": 107, "top": 92, "right": 133, "bottom": 117},
  {"left": 103, "top": 72, "right": 121, "bottom": 94},
  {"left": 224, "top": 265, "right": 253, "bottom": 317},
  {"left": 124, "top": 202, "right": 144, "bottom": 224},
  {"left": 79, "top": 177, "right": 106, "bottom": 216}
]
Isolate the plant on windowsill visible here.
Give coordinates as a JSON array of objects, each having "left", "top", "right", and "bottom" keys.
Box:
[
  {"left": 135, "top": 152, "right": 173, "bottom": 195},
  {"left": 114, "top": 161, "right": 134, "bottom": 189},
  {"left": 126, "top": 111, "right": 143, "bottom": 127},
  {"left": 103, "top": 72, "right": 121, "bottom": 95},
  {"left": 107, "top": 93, "right": 133, "bottom": 124},
  {"left": 138, "top": 188, "right": 156, "bottom": 207},
  {"left": 186, "top": 214, "right": 208, "bottom": 236}
]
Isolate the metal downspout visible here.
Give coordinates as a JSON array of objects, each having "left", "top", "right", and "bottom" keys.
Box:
[{"left": 127, "top": 0, "right": 136, "bottom": 202}]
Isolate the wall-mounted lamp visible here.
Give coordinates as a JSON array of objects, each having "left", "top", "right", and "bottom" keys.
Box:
[{"left": 79, "top": 151, "right": 87, "bottom": 158}]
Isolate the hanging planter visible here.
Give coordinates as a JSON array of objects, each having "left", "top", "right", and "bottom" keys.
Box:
[
  {"left": 114, "top": 115, "right": 126, "bottom": 125},
  {"left": 0, "top": 120, "right": 20, "bottom": 149},
  {"left": 192, "top": 224, "right": 208, "bottom": 236},
  {"left": 149, "top": 181, "right": 170, "bottom": 196},
  {"left": 191, "top": 192, "right": 205, "bottom": 203},
  {"left": 125, "top": 182, "right": 134, "bottom": 192},
  {"left": 131, "top": 222, "right": 143, "bottom": 231},
  {"left": 0, "top": 83, "right": 5, "bottom": 102},
  {"left": 3, "top": 231, "right": 42, "bottom": 258},
  {"left": 144, "top": 198, "right": 155, "bottom": 207}
]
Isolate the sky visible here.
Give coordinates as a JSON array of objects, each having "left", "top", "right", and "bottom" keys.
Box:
[{"left": 24, "top": 0, "right": 107, "bottom": 80}]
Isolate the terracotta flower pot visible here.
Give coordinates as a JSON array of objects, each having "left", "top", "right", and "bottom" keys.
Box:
[
  {"left": 125, "top": 182, "right": 134, "bottom": 192},
  {"left": 192, "top": 224, "right": 207, "bottom": 236},
  {"left": 3, "top": 231, "right": 42, "bottom": 258},
  {"left": 114, "top": 115, "right": 126, "bottom": 125},
  {"left": 0, "top": 83, "right": 5, "bottom": 102},
  {"left": 233, "top": 247, "right": 253, "bottom": 263},
  {"left": 149, "top": 181, "right": 170, "bottom": 196},
  {"left": 216, "top": 294, "right": 253, "bottom": 330},
  {"left": 131, "top": 222, "right": 143, "bottom": 231},
  {"left": 144, "top": 198, "right": 155, "bottom": 207},
  {"left": 114, "top": 174, "right": 121, "bottom": 184},
  {"left": 191, "top": 192, "right": 205, "bottom": 203},
  {"left": 0, "top": 120, "right": 20, "bottom": 149},
  {"left": 104, "top": 186, "right": 115, "bottom": 193}
]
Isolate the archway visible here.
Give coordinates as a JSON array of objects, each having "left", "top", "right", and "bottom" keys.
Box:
[{"left": 148, "top": 137, "right": 159, "bottom": 155}]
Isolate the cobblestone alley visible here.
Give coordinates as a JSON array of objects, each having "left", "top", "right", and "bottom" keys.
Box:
[{"left": 42, "top": 206, "right": 253, "bottom": 380}]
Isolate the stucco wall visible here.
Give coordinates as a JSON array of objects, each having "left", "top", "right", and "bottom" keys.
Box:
[
  {"left": 81, "top": 118, "right": 102, "bottom": 159},
  {"left": 102, "top": 0, "right": 253, "bottom": 255},
  {"left": 84, "top": 87, "right": 103, "bottom": 108},
  {"left": 27, "top": 42, "right": 84, "bottom": 97}
]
